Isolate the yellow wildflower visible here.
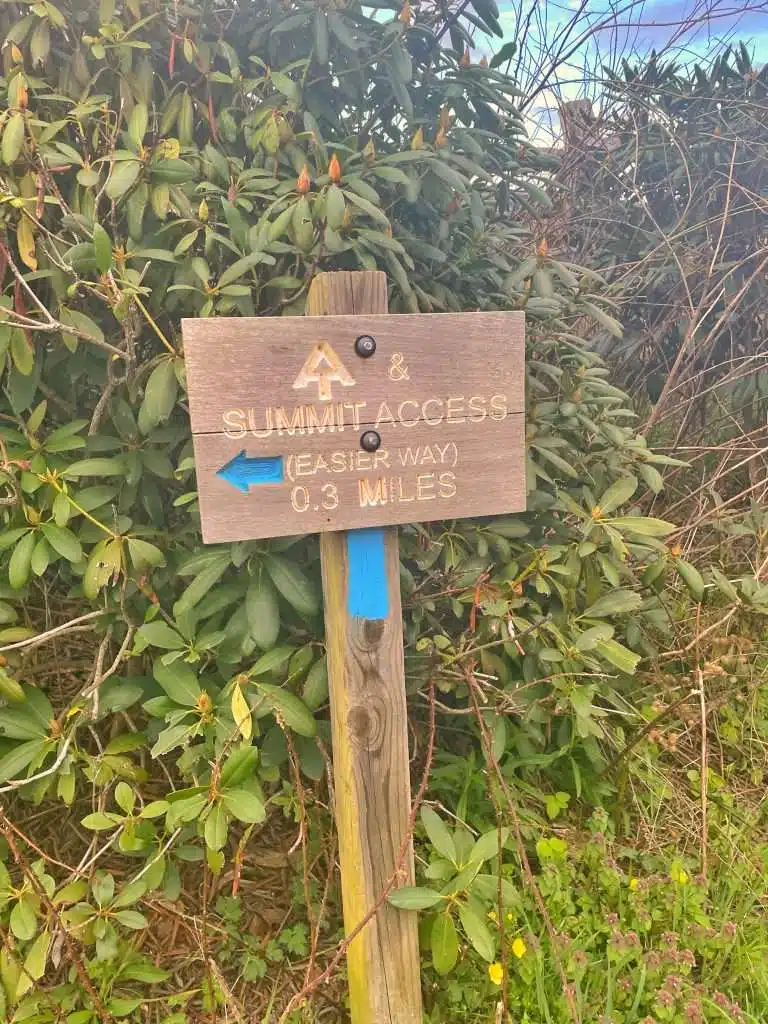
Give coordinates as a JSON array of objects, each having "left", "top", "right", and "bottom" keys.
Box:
[
  {"left": 512, "top": 937, "right": 527, "bottom": 958},
  {"left": 506, "top": 913, "right": 514, "bottom": 922},
  {"left": 488, "top": 910, "right": 497, "bottom": 922},
  {"left": 628, "top": 877, "right": 639, "bottom": 890},
  {"left": 488, "top": 962, "right": 504, "bottom": 985}
]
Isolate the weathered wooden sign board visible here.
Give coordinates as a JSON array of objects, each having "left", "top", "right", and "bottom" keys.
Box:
[
  {"left": 183, "top": 310, "right": 525, "bottom": 543},
  {"left": 182, "top": 274, "right": 526, "bottom": 1024}
]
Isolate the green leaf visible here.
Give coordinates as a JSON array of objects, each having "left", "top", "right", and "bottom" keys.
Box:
[
  {"left": 582, "top": 589, "right": 642, "bottom": 619},
  {"left": 2, "top": 112, "right": 25, "bottom": 165},
  {"left": 421, "top": 806, "right": 457, "bottom": 865},
  {"left": 575, "top": 624, "right": 614, "bottom": 651},
  {"left": 128, "top": 102, "right": 149, "bottom": 148},
  {"left": 217, "top": 252, "right": 269, "bottom": 289},
  {"left": 113, "top": 910, "right": 148, "bottom": 930},
  {"left": 138, "top": 800, "right": 170, "bottom": 819},
  {"left": 137, "top": 621, "right": 186, "bottom": 650},
  {"left": 106, "top": 160, "right": 141, "bottom": 201},
  {"left": 264, "top": 555, "right": 320, "bottom": 617},
  {"left": 92, "top": 872, "right": 115, "bottom": 906},
  {"left": 709, "top": 567, "right": 739, "bottom": 603},
  {"left": 458, "top": 901, "right": 495, "bottom": 961},
  {"left": 344, "top": 189, "right": 389, "bottom": 225},
  {"left": 81, "top": 811, "right": 122, "bottom": 831},
  {"left": 253, "top": 682, "right": 316, "bottom": 737},
  {"left": 23, "top": 928, "right": 50, "bottom": 981},
  {"left": 65, "top": 458, "right": 125, "bottom": 478},
  {"left": 10, "top": 330, "right": 34, "bottom": 376},
  {"left": 250, "top": 645, "right": 294, "bottom": 677},
  {"left": 387, "top": 886, "right": 444, "bottom": 910},
  {"left": 107, "top": 996, "right": 143, "bottom": 1018},
  {"left": 92, "top": 224, "right": 112, "bottom": 273},
  {"left": 675, "top": 559, "right": 705, "bottom": 602},
  {"left": 637, "top": 461, "right": 664, "bottom": 494},
  {"left": 153, "top": 660, "right": 201, "bottom": 706},
  {"left": 127, "top": 538, "right": 166, "bottom": 570},
  {"left": 40, "top": 524, "right": 82, "bottom": 563},
  {"left": 595, "top": 475, "right": 637, "bottom": 516},
  {"left": 9, "top": 530, "right": 36, "bottom": 590},
  {"left": 472, "top": 874, "right": 519, "bottom": 907},
  {"left": 246, "top": 576, "right": 280, "bottom": 650},
  {"left": 204, "top": 801, "right": 228, "bottom": 851},
  {"left": 139, "top": 360, "right": 178, "bottom": 433},
  {"left": 220, "top": 746, "right": 259, "bottom": 787},
  {"left": 0, "top": 737, "right": 44, "bottom": 774},
  {"left": 111, "top": 878, "right": 148, "bottom": 908},
  {"left": 490, "top": 40, "right": 517, "bottom": 68},
  {"left": 468, "top": 828, "right": 508, "bottom": 866},
  {"left": 607, "top": 516, "right": 676, "bottom": 537},
  {"left": 0, "top": 741, "right": 47, "bottom": 786},
  {"left": 431, "top": 913, "right": 459, "bottom": 975},
  {"left": 325, "top": 184, "right": 346, "bottom": 230},
  {"left": 114, "top": 781, "right": 135, "bottom": 815},
  {"left": 10, "top": 899, "right": 37, "bottom": 941},
  {"left": 595, "top": 638, "right": 641, "bottom": 675},
  {"left": 175, "top": 554, "right": 231, "bottom": 616},
  {"left": 59, "top": 308, "right": 106, "bottom": 348},
  {"left": 221, "top": 788, "right": 266, "bottom": 824},
  {"left": 150, "top": 723, "right": 194, "bottom": 758},
  {"left": 302, "top": 657, "right": 328, "bottom": 710}
]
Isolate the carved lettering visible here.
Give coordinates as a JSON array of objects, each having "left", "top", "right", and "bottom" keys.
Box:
[
  {"left": 274, "top": 405, "right": 306, "bottom": 436},
  {"left": 422, "top": 398, "right": 443, "bottom": 426},
  {"left": 305, "top": 403, "right": 339, "bottom": 433},
  {"left": 223, "top": 408, "right": 246, "bottom": 439},
  {"left": 439, "top": 471, "right": 457, "bottom": 497},
  {"left": 398, "top": 400, "right": 420, "bottom": 428},
  {"left": 468, "top": 395, "right": 487, "bottom": 422},
  {"left": 247, "top": 407, "right": 272, "bottom": 438},
  {"left": 446, "top": 396, "right": 466, "bottom": 424},
  {"left": 489, "top": 393, "right": 507, "bottom": 420},
  {"left": 359, "top": 476, "right": 388, "bottom": 507}
]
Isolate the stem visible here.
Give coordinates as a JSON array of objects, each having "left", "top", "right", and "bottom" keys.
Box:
[
  {"left": 43, "top": 475, "right": 118, "bottom": 538},
  {"left": 133, "top": 295, "right": 177, "bottom": 355}
]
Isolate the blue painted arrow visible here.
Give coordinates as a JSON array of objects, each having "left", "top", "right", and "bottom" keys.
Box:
[{"left": 216, "top": 451, "right": 284, "bottom": 493}]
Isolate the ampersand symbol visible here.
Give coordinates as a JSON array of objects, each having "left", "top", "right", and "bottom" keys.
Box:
[{"left": 388, "top": 352, "right": 410, "bottom": 381}]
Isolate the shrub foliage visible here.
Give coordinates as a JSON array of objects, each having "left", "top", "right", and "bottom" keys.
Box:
[{"left": 0, "top": 0, "right": 691, "bottom": 1017}]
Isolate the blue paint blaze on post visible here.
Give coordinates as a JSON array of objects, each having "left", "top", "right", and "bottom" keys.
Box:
[
  {"left": 217, "top": 451, "right": 284, "bottom": 493},
  {"left": 346, "top": 528, "right": 389, "bottom": 620}
]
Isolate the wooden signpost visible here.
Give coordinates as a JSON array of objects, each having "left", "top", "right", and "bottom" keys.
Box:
[{"left": 182, "top": 272, "right": 525, "bottom": 1023}]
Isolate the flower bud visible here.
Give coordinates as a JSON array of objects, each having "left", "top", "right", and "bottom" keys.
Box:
[
  {"left": 328, "top": 152, "right": 342, "bottom": 183},
  {"left": 296, "top": 164, "right": 311, "bottom": 194}
]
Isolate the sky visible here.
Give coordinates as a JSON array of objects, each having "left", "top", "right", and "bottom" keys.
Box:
[{"left": 491, "top": 0, "right": 768, "bottom": 139}]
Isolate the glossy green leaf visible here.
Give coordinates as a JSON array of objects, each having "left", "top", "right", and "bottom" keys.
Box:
[
  {"left": 387, "top": 886, "right": 444, "bottom": 910},
  {"left": 421, "top": 806, "right": 457, "bottom": 865},
  {"left": 431, "top": 913, "right": 459, "bottom": 975},
  {"left": 105, "top": 160, "right": 141, "bottom": 200},
  {"left": 458, "top": 901, "right": 495, "bottom": 961}
]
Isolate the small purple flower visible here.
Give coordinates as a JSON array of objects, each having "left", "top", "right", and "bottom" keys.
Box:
[{"left": 656, "top": 988, "right": 675, "bottom": 1009}]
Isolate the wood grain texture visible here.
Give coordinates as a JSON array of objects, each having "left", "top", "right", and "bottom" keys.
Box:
[
  {"left": 311, "top": 272, "right": 423, "bottom": 1024},
  {"left": 182, "top": 301, "right": 526, "bottom": 542},
  {"left": 192, "top": 415, "right": 524, "bottom": 542},
  {"left": 182, "top": 309, "right": 525, "bottom": 434}
]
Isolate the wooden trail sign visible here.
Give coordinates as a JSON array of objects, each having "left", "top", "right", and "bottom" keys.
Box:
[
  {"left": 182, "top": 273, "right": 526, "bottom": 1024},
  {"left": 182, "top": 307, "right": 525, "bottom": 543}
]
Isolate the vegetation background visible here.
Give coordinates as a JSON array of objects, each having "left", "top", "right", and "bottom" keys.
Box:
[{"left": 0, "top": 0, "right": 765, "bottom": 1021}]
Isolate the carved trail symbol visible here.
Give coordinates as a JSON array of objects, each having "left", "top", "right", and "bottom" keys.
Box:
[
  {"left": 293, "top": 341, "right": 356, "bottom": 401},
  {"left": 217, "top": 452, "right": 284, "bottom": 493}
]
